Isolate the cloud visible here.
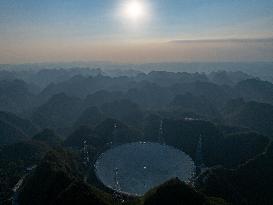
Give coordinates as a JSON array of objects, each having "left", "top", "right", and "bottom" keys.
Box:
[{"left": 168, "top": 38, "right": 273, "bottom": 44}]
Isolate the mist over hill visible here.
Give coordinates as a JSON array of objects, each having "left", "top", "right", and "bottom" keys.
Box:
[
  {"left": 0, "top": 63, "right": 273, "bottom": 205},
  {"left": 1, "top": 62, "right": 273, "bottom": 86}
]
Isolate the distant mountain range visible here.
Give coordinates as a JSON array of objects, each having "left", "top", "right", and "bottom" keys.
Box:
[{"left": 1, "top": 67, "right": 273, "bottom": 204}]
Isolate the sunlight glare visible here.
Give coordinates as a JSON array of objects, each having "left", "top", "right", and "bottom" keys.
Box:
[{"left": 121, "top": 0, "right": 149, "bottom": 23}]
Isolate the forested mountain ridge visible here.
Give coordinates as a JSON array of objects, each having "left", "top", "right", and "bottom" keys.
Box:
[{"left": 0, "top": 68, "right": 273, "bottom": 204}]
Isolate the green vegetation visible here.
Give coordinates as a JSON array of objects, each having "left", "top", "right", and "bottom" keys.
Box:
[
  {"left": 32, "top": 129, "right": 62, "bottom": 145},
  {"left": 197, "top": 142, "right": 273, "bottom": 205},
  {"left": 1, "top": 69, "right": 273, "bottom": 204},
  {"left": 0, "top": 140, "right": 51, "bottom": 204}
]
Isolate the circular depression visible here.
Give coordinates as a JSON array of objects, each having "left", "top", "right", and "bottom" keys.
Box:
[{"left": 94, "top": 142, "right": 195, "bottom": 195}]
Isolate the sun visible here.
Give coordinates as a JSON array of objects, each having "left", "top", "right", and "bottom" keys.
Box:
[
  {"left": 122, "top": 0, "right": 148, "bottom": 22},
  {"left": 125, "top": 1, "right": 144, "bottom": 20}
]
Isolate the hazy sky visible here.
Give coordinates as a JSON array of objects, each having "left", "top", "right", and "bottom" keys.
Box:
[{"left": 0, "top": 0, "right": 272, "bottom": 64}]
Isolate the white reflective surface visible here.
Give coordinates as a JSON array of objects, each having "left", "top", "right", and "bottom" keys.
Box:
[{"left": 95, "top": 142, "right": 195, "bottom": 195}]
